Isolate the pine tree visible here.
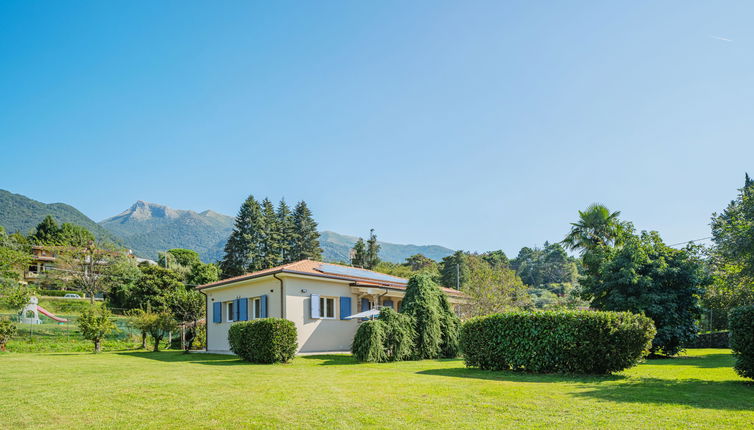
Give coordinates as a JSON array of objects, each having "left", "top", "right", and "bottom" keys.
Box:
[
  {"left": 351, "top": 238, "right": 366, "bottom": 267},
  {"left": 31, "top": 215, "right": 62, "bottom": 245},
  {"left": 291, "top": 201, "right": 322, "bottom": 261},
  {"left": 259, "top": 198, "right": 281, "bottom": 269},
  {"left": 276, "top": 199, "right": 295, "bottom": 264},
  {"left": 365, "top": 229, "right": 381, "bottom": 269},
  {"left": 219, "top": 195, "right": 263, "bottom": 278}
]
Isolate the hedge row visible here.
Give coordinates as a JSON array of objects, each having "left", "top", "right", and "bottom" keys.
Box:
[
  {"left": 228, "top": 318, "right": 297, "bottom": 364},
  {"left": 460, "top": 310, "right": 656, "bottom": 374},
  {"left": 729, "top": 305, "right": 754, "bottom": 379},
  {"left": 685, "top": 331, "right": 730, "bottom": 349}
]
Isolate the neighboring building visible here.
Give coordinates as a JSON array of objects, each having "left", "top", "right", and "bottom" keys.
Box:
[
  {"left": 23, "top": 245, "right": 154, "bottom": 284},
  {"left": 197, "top": 259, "right": 467, "bottom": 354}
]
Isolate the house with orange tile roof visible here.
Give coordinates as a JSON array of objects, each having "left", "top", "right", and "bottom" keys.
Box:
[{"left": 196, "top": 259, "right": 467, "bottom": 354}]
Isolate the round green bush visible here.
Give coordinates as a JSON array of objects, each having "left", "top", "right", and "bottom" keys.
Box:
[
  {"left": 460, "top": 310, "right": 656, "bottom": 374},
  {"left": 228, "top": 318, "right": 297, "bottom": 364},
  {"left": 729, "top": 305, "right": 754, "bottom": 379}
]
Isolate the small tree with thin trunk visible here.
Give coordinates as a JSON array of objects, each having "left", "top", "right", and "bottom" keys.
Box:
[
  {"left": 144, "top": 311, "right": 178, "bottom": 352},
  {"left": 78, "top": 306, "right": 117, "bottom": 353},
  {"left": 0, "top": 317, "right": 18, "bottom": 352}
]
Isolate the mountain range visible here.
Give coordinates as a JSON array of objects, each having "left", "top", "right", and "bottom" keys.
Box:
[{"left": 0, "top": 189, "right": 455, "bottom": 264}]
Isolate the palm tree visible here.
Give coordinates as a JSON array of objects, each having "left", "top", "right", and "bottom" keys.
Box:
[{"left": 562, "top": 204, "right": 623, "bottom": 253}]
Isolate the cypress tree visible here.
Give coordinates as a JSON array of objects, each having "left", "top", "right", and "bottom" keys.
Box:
[
  {"left": 219, "top": 195, "right": 263, "bottom": 278},
  {"left": 365, "top": 229, "right": 381, "bottom": 269},
  {"left": 401, "top": 273, "right": 460, "bottom": 359},
  {"left": 259, "top": 198, "right": 281, "bottom": 269},
  {"left": 351, "top": 238, "right": 366, "bottom": 267},
  {"left": 276, "top": 199, "right": 295, "bottom": 264},
  {"left": 291, "top": 201, "right": 322, "bottom": 261}
]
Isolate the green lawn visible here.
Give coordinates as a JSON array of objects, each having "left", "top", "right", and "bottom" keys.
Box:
[{"left": 0, "top": 349, "right": 751, "bottom": 429}]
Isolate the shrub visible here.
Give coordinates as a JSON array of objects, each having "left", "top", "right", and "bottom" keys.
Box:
[
  {"left": 0, "top": 317, "right": 17, "bottom": 352},
  {"left": 460, "top": 310, "right": 655, "bottom": 374},
  {"left": 352, "top": 320, "right": 387, "bottom": 363},
  {"left": 378, "top": 308, "right": 415, "bottom": 361},
  {"left": 228, "top": 318, "right": 297, "bottom": 364},
  {"left": 729, "top": 305, "right": 754, "bottom": 379},
  {"left": 78, "top": 306, "right": 118, "bottom": 353},
  {"left": 401, "top": 274, "right": 460, "bottom": 359},
  {"left": 685, "top": 331, "right": 729, "bottom": 348}
]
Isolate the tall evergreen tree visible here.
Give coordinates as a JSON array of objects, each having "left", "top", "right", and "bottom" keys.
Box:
[
  {"left": 365, "top": 229, "right": 381, "bottom": 269},
  {"left": 31, "top": 215, "right": 62, "bottom": 244},
  {"left": 259, "top": 198, "right": 281, "bottom": 269},
  {"left": 219, "top": 195, "right": 263, "bottom": 278},
  {"left": 351, "top": 238, "right": 367, "bottom": 267},
  {"left": 276, "top": 199, "right": 296, "bottom": 264},
  {"left": 291, "top": 201, "right": 322, "bottom": 261},
  {"left": 440, "top": 251, "right": 470, "bottom": 290}
]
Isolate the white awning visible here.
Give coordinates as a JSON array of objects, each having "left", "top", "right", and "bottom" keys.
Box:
[{"left": 344, "top": 308, "right": 381, "bottom": 319}]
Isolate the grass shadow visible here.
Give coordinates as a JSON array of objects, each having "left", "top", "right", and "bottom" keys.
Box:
[
  {"left": 643, "top": 353, "right": 734, "bottom": 368},
  {"left": 417, "top": 367, "right": 626, "bottom": 384},
  {"left": 115, "top": 351, "right": 249, "bottom": 366},
  {"left": 298, "top": 354, "right": 359, "bottom": 365},
  {"left": 573, "top": 377, "right": 754, "bottom": 411}
]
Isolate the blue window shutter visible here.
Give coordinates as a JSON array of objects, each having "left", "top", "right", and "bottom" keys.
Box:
[
  {"left": 212, "top": 302, "right": 222, "bottom": 323},
  {"left": 383, "top": 299, "right": 394, "bottom": 309},
  {"left": 234, "top": 298, "right": 241, "bottom": 321},
  {"left": 261, "top": 295, "right": 268, "bottom": 318},
  {"left": 361, "top": 298, "right": 370, "bottom": 312},
  {"left": 311, "top": 294, "right": 320, "bottom": 319},
  {"left": 239, "top": 298, "right": 248, "bottom": 321},
  {"left": 340, "top": 296, "right": 352, "bottom": 320}
]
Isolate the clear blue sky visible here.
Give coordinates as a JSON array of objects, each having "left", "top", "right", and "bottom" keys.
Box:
[{"left": 1, "top": 1, "right": 753, "bottom": 257}]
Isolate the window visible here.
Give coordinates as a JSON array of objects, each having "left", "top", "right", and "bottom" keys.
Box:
[
  {"left": 319, "top": 296, "right": 336, "bottom": 319},
  {"left": 226, "top": 301, "right": 235, "bottom": 322},
  {"left": 251, "top": 297, "right": 262, "bottom": 319}
]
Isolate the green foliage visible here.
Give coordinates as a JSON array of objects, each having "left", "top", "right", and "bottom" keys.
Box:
[
  {"left": 29, "top": 215, "right": 97, "bottom": 246},
  {"left": 401, "top": 274, "right": 459, "bottom": 359},
  {"left": 510, "top": 242, "right": 579, "bottom": 290},
  {"left": 220, "top": 197, "right": 322, "bottom": 278},
  {"left": 161, "top": 249, "right": 202, "bottom": 268},
  {"left": 378, "top": 308, "right": 415, "bottom": 361},
  {"left": 729, "top": 305, "right": 754, "bottom": 379},
  {"left": 0, "top": 189, "right": 117, "bottom": 243},
  {"left": 460, "top": 310, "right": 656, "bottom": 374},
  {"left": 351, "top": 238, "right": 367, "bottom": 267},
  {"left": 707, "top": 174, "right": 754, "bottom": 319},
  {"left": 78, "top": 306, "right": 118, "bottom": 353},
  {"left": 581, "top": 231, "right": 709, "bottom": 356},
  {"left": 0, "top": 281, "right": 34, "bottom": 312},
  {"left": 126, "top": 265, "right": 184, "bottom": 311},
  {"left": 160, "top": 286, "right": 205, "bottom": 350},
  {"left": 131, "top": 310, "right": 178, "bottom": 352},
  {"left": 351, "top": 320, "right": 388, "bottom": 363},
  {"left": 290, "top": 201, "right": 322, "bottom": 261},
  {"left": 462, "top": 255, "right": 531, "bottom": 317},
  {"left": 562, "top": 203, "right": 626, "bottom": 254},
  {"left": 439, "top": 251, "right": 470, "bottom": 290},
  {"left": 228, "top": 318, "right": 298, "bottom": 363},
  {"left": 0, "top": 317, "right": 17, "bottom": 351},
  {"left": 365, "top": 229, "right": 380, "bottom": 269},
  {"left": 186, "top": 262, "right": 219, "bottom": 286},
  {"left": 104, "top": 257, "right": 143, "bottom": 310}
]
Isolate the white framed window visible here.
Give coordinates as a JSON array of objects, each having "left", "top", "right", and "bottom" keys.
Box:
[
  {"left": 319, "top": 296, "right": 336, "bottom": 319},
  {"left": 251, "top": 297, "right": 262, "bottom": 319},
  {"left": 226, "top": 301, "right": 235, "bottom": 322}
]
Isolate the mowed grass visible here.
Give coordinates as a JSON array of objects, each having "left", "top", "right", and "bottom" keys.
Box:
[{"left": 1, "top": 349, "right": 751, "bottom": 429}]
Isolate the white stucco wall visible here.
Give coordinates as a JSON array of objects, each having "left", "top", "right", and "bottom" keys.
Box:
[
  {"left": 283, "top": 275, "right": 360, "bottom": 353},
  {"left": 204, "top": 277, "right": 281, "bottom": 352},
  {"left": 203, "top": 274, "right": 362, "bottom": 354}
]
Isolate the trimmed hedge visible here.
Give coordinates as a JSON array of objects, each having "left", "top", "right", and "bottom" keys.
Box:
[
  {"left": 228, "top": 318, "right": 297, "bottom": 364},
  {"left": 729, "top": 305, "right": 754, "bottom": 379},
  {"left": 685, "top": 331, "right": 730, "bottom": 349},
  {"left": 460, "top": 310, "right": 656, "bottom": 374}
]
